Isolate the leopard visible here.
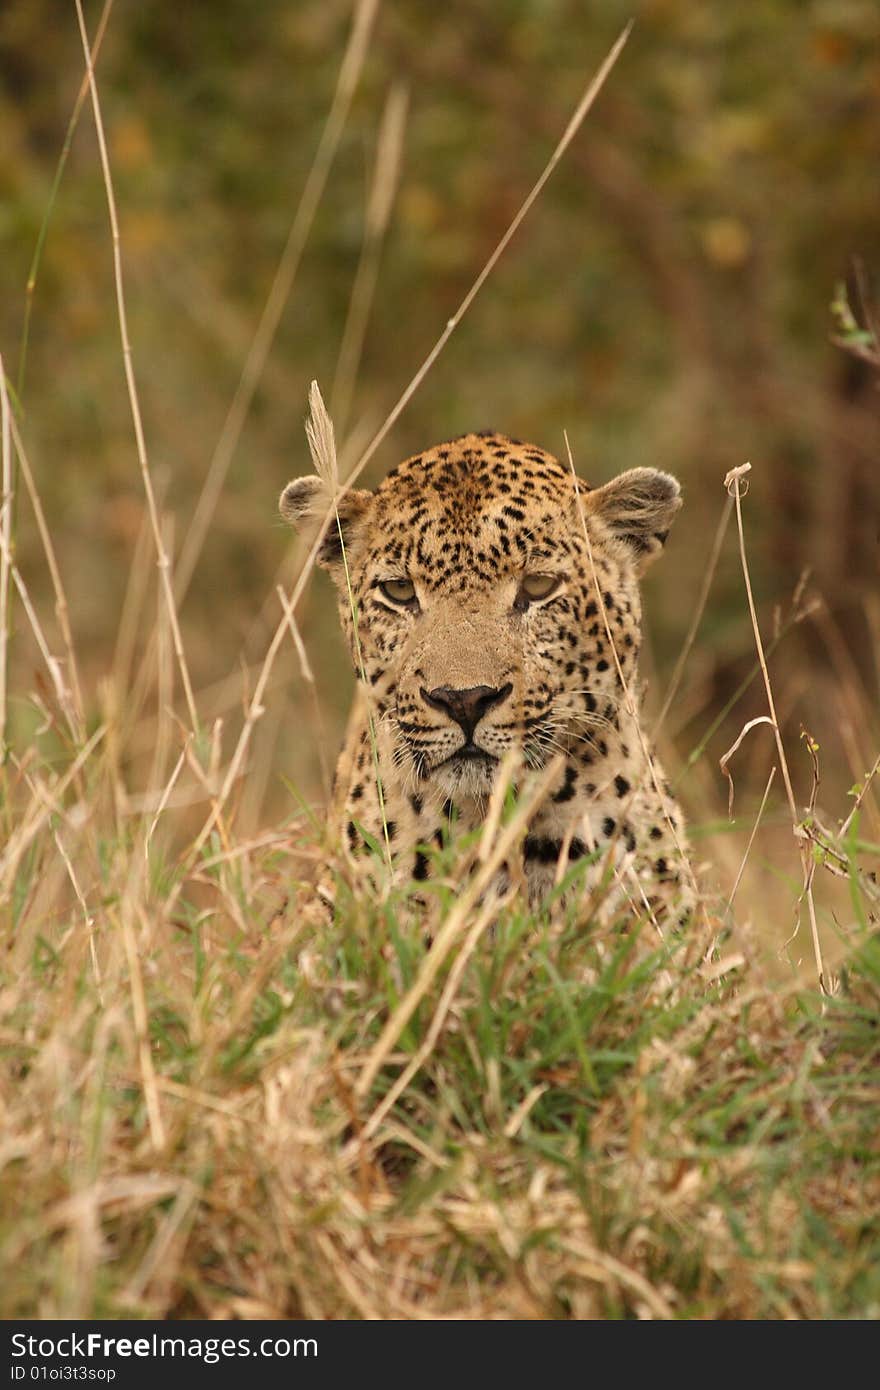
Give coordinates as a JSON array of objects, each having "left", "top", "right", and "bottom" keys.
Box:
[{"left": 280, "top": 431, "right": 694, "bottom": 926}]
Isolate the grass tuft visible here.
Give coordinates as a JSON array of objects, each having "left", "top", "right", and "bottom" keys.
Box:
[{"left": 1, "top": 824, "right": 878, "bottom": 1318}]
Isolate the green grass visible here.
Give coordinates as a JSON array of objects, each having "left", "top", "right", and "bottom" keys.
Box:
[{"left": 1, "top": 788, "right": 877, "bottom": 1320}]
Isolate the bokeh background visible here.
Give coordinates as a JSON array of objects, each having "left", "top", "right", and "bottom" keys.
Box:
[{"left": 2, "top": 0, "right": 878, "bottom": 907}]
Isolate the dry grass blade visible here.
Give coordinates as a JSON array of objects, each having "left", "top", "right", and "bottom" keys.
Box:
[
  {"left": 724, "top": 462, "right": 826, "bottom": 989},
  {"left": 277, "top": 584, "right": 331, "bottom": 794},
  {"left": 17, "top": 0, "right": 114, "bottom": 398},
  {"left": 144, "top": 740, "right": 190, "bottom": 865},
  {"left": 331, "top": 82, "right": 409, "bottom": 437},
  {"left": 121, "top": 1180, "right": 198, "bottom": 1308},
  {"left": 557, "top": 1242, "right": 675, "bottom": 1320},
  {"left": 9, "top": 412, "right": 85, "bottom": 734},
  {"left": 111, "top": 485, "right": 162, "bottom": 723},
  {"left": 728, "top": 765, "right": 776, "bottom": 907},
  {"left": 304, "top": 379, "right": 339, "bottom": 493},
  {"left": 503, "top": 1084, "right": 548, "bottom": 1139},
  {"left": 283, "top": 24, "right": 633, "bottom": 624},
  {"left": 719, "top": 715, "right": 777, "bottom": 819},
  {"left": 840, "top": 746, "right": 880, "bottom": 840},
  {"left": 174, "top": 0, "right": 380, "bottom": 605},
  {"left": 120, "top": 902, "right": 166, "bottom": 1153},
  {"left": 724, "top": 465, "right": 798, "bottom": 819},
  {"left": 348, "top": 21, "right": 632, "bottom": 487},
  {"left": 653, "top": 491, "right": 733, "bottom": 736},
  {"left": 301, "top": 377, "right": 394, "bottom": 865},
  {"left": 1, "top": 724, "right": 106, "bottom": 891},
  {"left": 183, "top": 591, "right": 294, "bottom": 869},
  {"left": 9, "top": 742, "right": 102, "bottom": 992},
  {"left": 73, "top": 0, "right": 199, "bottom": 736},
  {"left": 355, "top": 756, "right": 563, "bottom": 1100},
  {"left": 352, "top": 887, "right": 513, "bottom": 1151},
  {"left": 477, "top": 749, "right": 522, "bottom": 864},
  {"left": 0, "top": 523, "right": 79, "bottom": 741}
]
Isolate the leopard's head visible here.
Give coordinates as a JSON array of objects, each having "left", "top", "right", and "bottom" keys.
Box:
[{"left": 281, "top": 432, "right": 681, "bottom": 801}]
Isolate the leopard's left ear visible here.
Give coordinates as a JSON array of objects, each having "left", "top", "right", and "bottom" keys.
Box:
[
  {"left": 585, "top": 468, "right": 682, "bottom": 572},
  {"left": 279, "top": 475, "right": 373, "bottom": 570}
]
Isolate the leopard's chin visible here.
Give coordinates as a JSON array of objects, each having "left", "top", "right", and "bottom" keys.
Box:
[{"left": 430, "top": 754, "right": 498, "bottom": 801}]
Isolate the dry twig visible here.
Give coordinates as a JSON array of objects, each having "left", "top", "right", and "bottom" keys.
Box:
[
  {"left": 74, "top": 0, "right": 199, "bottom": 735},
  {"left": 723, "top": 463, "right": 826, "bottom": 990}
]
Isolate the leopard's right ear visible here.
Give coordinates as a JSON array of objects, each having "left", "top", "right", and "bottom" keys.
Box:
[{"left": 279, "top": 476, "right": 373, "bottom": 569}]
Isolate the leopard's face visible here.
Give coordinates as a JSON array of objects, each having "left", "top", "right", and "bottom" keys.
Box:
[
  {"left": 342, "top": 461, "right": 643, "bottom": 803},
  {"left": 281, "top": 432, "right": 681, "bottom": 803}
]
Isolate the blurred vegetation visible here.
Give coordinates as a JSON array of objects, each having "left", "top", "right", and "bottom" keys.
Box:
[{"left": 1, "top": 0, "right": 878, "bottom": 830}]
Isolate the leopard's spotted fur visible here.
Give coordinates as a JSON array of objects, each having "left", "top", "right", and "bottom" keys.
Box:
[{"left": 281, "top": 431, "right": 694, "bottom": 923}]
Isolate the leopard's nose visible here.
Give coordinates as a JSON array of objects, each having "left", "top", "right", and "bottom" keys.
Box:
[{"left": 420, "top": 683, "right": 512, "bottom": 740}]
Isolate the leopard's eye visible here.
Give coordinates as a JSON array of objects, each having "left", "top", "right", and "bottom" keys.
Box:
[
  {"left": 517, "top": 573, "right": 562, "bottom": 604},
  {"left": 378, "top": 578, "right": 417, "bottom": 606}
]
